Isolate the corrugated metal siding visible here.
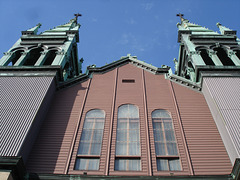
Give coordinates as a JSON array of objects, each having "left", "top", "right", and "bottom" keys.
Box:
[
  {"left": 26, "top": 81, "right": 89, "bottom": 174},
  {"left": 0, "top": 76, "right": 54, "bottom": 157},
  {"left": 203, "top": 77, "right": 240, "bottom": 160},
  {"left": 172, "top": 82, "right": 232, "bottom": 175}
]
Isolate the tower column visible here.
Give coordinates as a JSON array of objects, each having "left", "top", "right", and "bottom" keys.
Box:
[
  {"left": 208, "top": 50, "right": 223, "bottom": 66},
  {"left": 14, "top": 51, "right": 29, "bottom": 66},
  {"left": 227, "top": 50, "right": 240, "bottom": 65},
  {"left": 51, "top": 51, "right": 65, "bottom": 67},
  {"left": 34, "top": 50, "right": 49, "bottom": 66},
  {"left": 190, "top": 51, "right": 206, "bottom": 66}
]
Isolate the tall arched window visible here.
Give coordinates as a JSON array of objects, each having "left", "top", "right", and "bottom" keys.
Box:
[
  {"left": 115, "top": 104, "right": 141, "bottom": 171},
  {"left": 75, "top": 109, "right": 105, "bottom": 171},
  {"left": 152, "top": 109, "right": 181, "bottom": 171}
]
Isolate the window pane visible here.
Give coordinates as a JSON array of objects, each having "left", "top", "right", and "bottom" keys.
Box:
[
  {"left": 129, "top": 122, "right": 138, "bottom": 129},
  {"left": 152, "top": 109, "right": 170, "bottom": 118},
  {"left": 165, "top": 130, "right": 175, "bottom": 141},
  {"left": 117, "top": 130, "right": 127, "bottom": 141},
  {"left": 84, "top": 121, "right": 94, "bottom": 129},
  {"left": 163, "top": 122, "right": 173, "bottom": 130},
  {"left": 153, "top": 130, "right": 164, "bottom": 141},
  {"left": 78, "top": 142, "right": 90, "bottom": 155},
  {"left": 129, "top": 130, "right": 139, "bottom": 141},
  {"left": 115, "top": 159, "right": 141, "bottom": 171},
  {"left": 153, "top": 122, "right": 162, "bottom": 130},
  {"left": 155, "top": 142, "right": 166, "bottom": 155},
  {"left": 95, "top": 122, "right": 104, "bottom": 129},
  {"left": 75, "top": 158, "right": 87, "bottom": 170},
  {"left": 128, "top": 105, "right": 139, "bottom": 118},
  {"left": 118, "top": 106, "right": 128, "bottom": 118},
  {"left": 90, "top": 143, "right": 101, "bottom": 155},
  {"left": 169, "top": 159, "right": 181, "bottom": 171},
  {"left": 115, "top": 159, "right": 127, "bottom": 171},
  {"left": 116, "top": 104, "right": 140, "bottom": 156},
  {"left": 117, "top": 121, "right": 128, "bottom": 129},
  {"left": 88, "top": 159, "right": 100, "bottom": 170},
  {"left": 75, "top": 158, "right": 99, "bottom": 170},
  {"left": 157, "top": 159, "right": 169, "bottom": 171},
  {"left": 92, "top": 130, "right": 103, "bottom": 142},
  {"left": 128, "top": 159, "right": 141, "bottom": 171},
  {"left": 86, "top": 109, "right": 105, "bottom": 118},
  {"left": 129, "top": 142, "right": 140, "bottom": 155},
  {"left": 167, "top": 143, "right": 178, "bottom": 155},
  {"left": 116, "top": 142, "right": 127, "bottom": 155},
  {"left": 80, "top": 130, "right": 92, "bottom": 141}
]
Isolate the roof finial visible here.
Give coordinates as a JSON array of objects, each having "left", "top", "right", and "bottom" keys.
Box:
[
  {"left": 74, "top": 13, "right": 82, "bottom": 23},
  {"left": 176, "top": 13, "right": 184, "bottom": 22}
]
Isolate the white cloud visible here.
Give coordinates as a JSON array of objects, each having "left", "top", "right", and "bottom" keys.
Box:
[
  {"left": 141, "top": 3, "right": 154, "bottom": 11},
  {"left": 126, "top": 18, "right": 136, "bottom": 25}
]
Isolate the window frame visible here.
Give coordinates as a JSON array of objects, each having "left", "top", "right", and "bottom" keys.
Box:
[
  {"left": 74, "top": 109, "right": 105, "bottom": 171},
  {"left": 151, "top": 109, "right": 181, "bottom": 172},
  {"left": 114, "top": 104, "right": 142, "bottom": 171}
]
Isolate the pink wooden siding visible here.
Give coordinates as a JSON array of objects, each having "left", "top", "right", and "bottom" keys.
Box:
[
  {"left": 172, "top": 82, "right": 232, "bottom": 175},
  {"left": 27, "top": 81, "right": 89, "bottom": 174},
  {"left": 68, "top": 68, "right": 116, "bottom": 176},
  {"left": 26, "top": 63, "right": 232, "bottom": 176},
  {"left": 143, "top": 71, "right": 192, "bottom": 176}
]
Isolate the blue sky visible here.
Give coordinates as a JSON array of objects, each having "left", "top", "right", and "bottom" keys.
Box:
[{"left": 0, "top": 0, "right": 240, "bottom": 72}]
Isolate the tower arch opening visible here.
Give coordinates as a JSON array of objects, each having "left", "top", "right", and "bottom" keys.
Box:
[
  {"left": 23, "top": 47, "right": 44, "bottom": 66},
  {"left": 213, "top": 47, "right": 235, "bottom": 66},
  {"left": 7, "top": 50, "right": 24, "bottom": 66},
  {"left": 199, "top": 49, "right": 215, "bottom": 65},
  {"left": 43, "top": 50, "right": 58, "bottom": 65}
]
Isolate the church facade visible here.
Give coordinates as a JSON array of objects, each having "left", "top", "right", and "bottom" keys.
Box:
[{"left": 0, "top": 16, "right": 240, "bottom": 180}]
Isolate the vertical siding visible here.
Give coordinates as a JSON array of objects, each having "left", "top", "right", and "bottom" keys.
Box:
[
  {"left": 202, "top": 77, "right": 240, "bottom": 163},
  {"left": 0, "top": 76, "right": 54, "bottom": 159},
  {"left": 172, "top": 82, "right": 232, "bottom": 175},
  {"left": 27, "top": 81, "right": 89, "bottom": 174}
]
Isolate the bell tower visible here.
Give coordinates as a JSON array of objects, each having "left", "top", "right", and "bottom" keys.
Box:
[
  {"left": 174, "top": 15, "right": 240, "bottom": 165},
  {"left": 174, "top": 15, "right": 240, "bottom": 83},
  {"left": 0, "top": 16, "right": 83, "bottom": 163},
  {"left": 0, "top": 15, "right": 83, "bottom": 82}
]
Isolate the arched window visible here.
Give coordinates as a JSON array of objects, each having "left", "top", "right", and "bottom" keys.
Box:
[
  {"left": 115, "top": 104, "right": 141, "bottom": 171},
  {"left": 75, "top": 109, "right": 105, "bottom": 171},
  {"left": 152, "top": 109, "right": 181, "bottom": 171}
]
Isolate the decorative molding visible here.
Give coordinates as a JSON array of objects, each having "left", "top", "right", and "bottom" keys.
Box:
[{"left": 4, "top": 52, "right": 14, "bottom": 56}]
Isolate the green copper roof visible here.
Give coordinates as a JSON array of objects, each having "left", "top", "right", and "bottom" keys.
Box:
[
  {"left": 216, "top": 22, "right": 237, "bottom": 35},
  {"left": 41, "top": 18, "right": 80, "bottom": 35},
  {"left": 177, "top": 17, "right": 219, "bottom": 36},
  {"left": 21, "top": 23, "right": 42, "bottom": 35}
]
